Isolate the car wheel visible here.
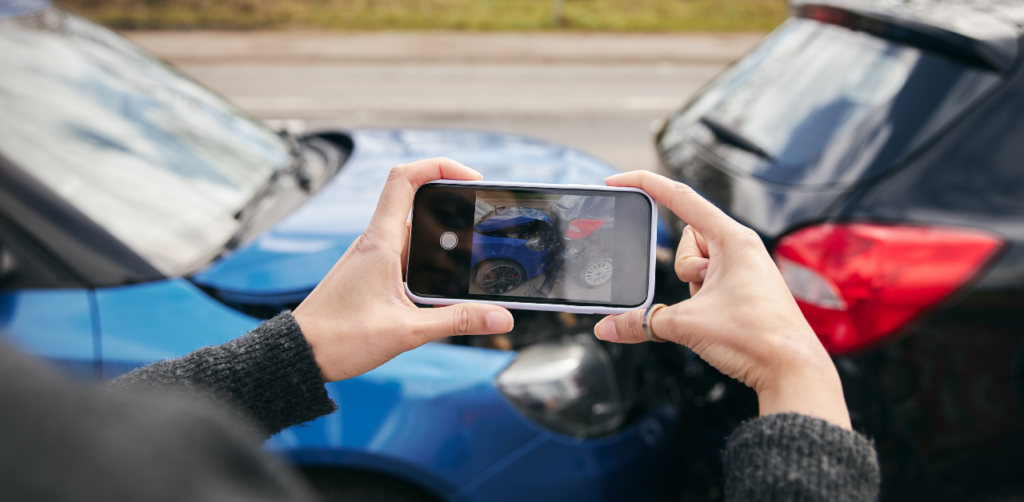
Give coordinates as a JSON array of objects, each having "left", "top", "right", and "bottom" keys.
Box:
[
  {"left": 579, "top": 256, "right": 613, "bottom": 288},
  {"left": 302, "top": 468, "right": 442, "bottom": 502},
  {"left": 476, "top": 259, "right": 526, "bottom": 294}
]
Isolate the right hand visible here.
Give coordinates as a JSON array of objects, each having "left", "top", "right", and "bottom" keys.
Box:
[{"left": 594, "top": 171, "right": 851, "bottom": 430}]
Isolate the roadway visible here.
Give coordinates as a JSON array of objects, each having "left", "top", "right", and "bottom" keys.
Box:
[{"left": 127, "top": 31, "right": 763, "bottom": 172}]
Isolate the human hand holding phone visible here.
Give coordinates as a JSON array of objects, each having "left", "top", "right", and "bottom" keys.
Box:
[
  {"left": 293, "top": 158, "right": 515, "bottom": 383},
  {"left": 594, "top": 170, "right": 852, "bottom": 430}
]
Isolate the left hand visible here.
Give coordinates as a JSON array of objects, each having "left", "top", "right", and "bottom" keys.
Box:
[{"left": 293, "top": 158, "right": 515, "bottom": 382}]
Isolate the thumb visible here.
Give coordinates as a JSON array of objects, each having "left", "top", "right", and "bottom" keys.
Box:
[{"left": 415, "top": 303, "right": 514, "bottom": 341}]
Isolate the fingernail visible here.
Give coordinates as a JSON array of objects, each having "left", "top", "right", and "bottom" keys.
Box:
[
  {"left": 595, "top": 321, "right": 620, "bottom": 342},
  {"left": 486, "top": 311, "right": 513, "bottom": 333},
  {"left": 699, "top": 267, "right": 707, "bottom": 281}
]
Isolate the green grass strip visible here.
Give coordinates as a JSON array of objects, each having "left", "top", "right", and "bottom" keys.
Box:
[{"left": 59, "top": 0, "right": 787, "bottom": 31}]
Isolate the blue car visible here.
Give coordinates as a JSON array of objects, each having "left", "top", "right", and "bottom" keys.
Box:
[
  {"left": 0, "top": 2, "right": 680, "bottom": 501},
  {"left": 471, "top": 207, "right": 554, "bottom": 294}
]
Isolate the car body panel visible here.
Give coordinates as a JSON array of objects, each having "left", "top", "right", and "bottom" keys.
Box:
[
  {"left": 94, "top": 278, "right": 261, "bottom": 378},
  {"left": 265, "top": 343, "right": 530, "bottom": 498},
  {"left": 473, "top": 207, "right": 551, "bottom": 232},
  {"left": 454, "top": 404, "right": 676, "bottom": 502},
  {"left": 470, "top": 232, "right": 549, "bottom": 278},
  {"left": 0, "top": 288, "right": 96, "bottom": 380}
]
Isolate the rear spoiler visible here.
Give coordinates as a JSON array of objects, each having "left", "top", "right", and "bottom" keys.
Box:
[{"left": 793, "top": 2, "right": 1017, "bottom": 73}]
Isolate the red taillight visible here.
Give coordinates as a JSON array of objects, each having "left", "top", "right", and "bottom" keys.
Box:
[
  {"left": 566, "top": 219, "right": 606, "bottom": 239},
  {"left": 774, "top": 223, "right": 1002, "bottom": 355}
]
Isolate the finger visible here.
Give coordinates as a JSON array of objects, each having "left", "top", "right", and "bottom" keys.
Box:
[
  {"left": 368, "top": 158, "right": 483, "bottom": 252},
  {"left": 402, "top": 220, "right": 411, "bottom": 279},
  {"left": 675, "top": 225, "right": 709, "bottom": 283},
  {"left": 594, "top": 308, "right": 648, "bottom": 344},
  {"left": 595, "top": 303, "right": 692, "bottom": 346},
  {"left": 605, "top": 170, "right": 734, "bottom": 241},
  {"left": 412, "top": 303, "right": 514, "bottom": 341}
]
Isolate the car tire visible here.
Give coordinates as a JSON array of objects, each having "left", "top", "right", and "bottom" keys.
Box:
[
  {"left": 476, "top": 259, "right": 526, "bottom": 294},
  {"left": 578, "top": 256, "right": 613, "bottom": 288},
  {"left": 302, "top": 468, "right": 442, "bottom": 502}
]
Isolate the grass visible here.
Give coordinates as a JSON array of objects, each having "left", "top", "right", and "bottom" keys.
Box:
[{"left": 58, "top": 0, "right": 787, "bottom": 31}]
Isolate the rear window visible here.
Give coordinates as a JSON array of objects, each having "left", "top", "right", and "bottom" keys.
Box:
[{"left": 658, "top": 18, "right": 1002, "bottom": 187}]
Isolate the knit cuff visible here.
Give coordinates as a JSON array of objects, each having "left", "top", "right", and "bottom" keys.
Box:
[
  {"left": 223, "top": 311, "right": 339, "bottom": 435},
  {"left": 723, "top": 413, "right": 880, "bottom": 502}
]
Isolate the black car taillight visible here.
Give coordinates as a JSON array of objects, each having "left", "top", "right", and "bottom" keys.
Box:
[{"left": 774, "top": 223, "right": 1003, "bottom": 355}]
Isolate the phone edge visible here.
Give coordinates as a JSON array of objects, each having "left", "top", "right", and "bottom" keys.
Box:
[{"left": 404, "top": 179, "right": 658, "bottom": 315}]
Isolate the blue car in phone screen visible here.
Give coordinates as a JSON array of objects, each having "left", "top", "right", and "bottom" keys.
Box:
[
  {"left": 470, "top": 207, "right": 553, "bottom": 295},
  {"left": 0, "top": 2, "right": 681, "bottom": 501}
]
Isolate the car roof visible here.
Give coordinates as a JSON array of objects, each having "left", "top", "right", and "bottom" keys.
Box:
[{"left": 793, "top": 0, "right": 1021, "bottom": 72}]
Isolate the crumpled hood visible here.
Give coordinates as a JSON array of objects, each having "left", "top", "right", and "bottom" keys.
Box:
[
  {"left": 190, "top": 129, "right": 621, "bottom": 302},
  {"left": 475, "top": 207, "right": 552, "bottom": 232}
]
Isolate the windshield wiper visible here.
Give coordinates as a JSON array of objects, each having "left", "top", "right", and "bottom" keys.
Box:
[
  {"left": 700, "top": 116, "right": 773, "bottom": 161},
  {"left": 224, "top": 130, "right": 309, "bottom": 250}
]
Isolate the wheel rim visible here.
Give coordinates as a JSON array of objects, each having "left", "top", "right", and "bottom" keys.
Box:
[
  {"left": 584, "top": 261, "right": 612, "bottom": 286},
  {"left": 481, "top": 264, "right": 522, "bottom": 293}
]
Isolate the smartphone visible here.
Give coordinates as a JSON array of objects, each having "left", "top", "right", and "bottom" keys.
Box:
[{"left": 405, "top": 180, "right": 656, "bottom": 314}]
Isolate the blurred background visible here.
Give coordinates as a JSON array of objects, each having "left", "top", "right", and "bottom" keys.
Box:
[{"left": 64, "top": 0, "right": 779, "bottom": 173}]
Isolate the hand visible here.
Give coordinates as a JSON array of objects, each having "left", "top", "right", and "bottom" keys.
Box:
[
  {"left": 594, "top": 171, "right": 851, "bottom": 430},
  {"left": 293, "top": 158, "right": 515, "bottom": 382}
]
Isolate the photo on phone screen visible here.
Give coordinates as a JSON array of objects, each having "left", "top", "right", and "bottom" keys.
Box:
[
  {"left": 471, "top": 191, "right": 615, "bottom": 302},
  {"left": 407, "top": 183, "right": 653, "bottom": 309}
]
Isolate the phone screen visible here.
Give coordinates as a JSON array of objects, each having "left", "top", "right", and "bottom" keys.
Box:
[{"left": 407, "top": 183, "right": 653, "bottom": 308}]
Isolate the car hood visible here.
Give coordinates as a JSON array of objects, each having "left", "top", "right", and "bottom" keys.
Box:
[
  {"left": 190, "top": 129, "right": 620, "bottom": 303},
  {"left": 475, "top": 207, "right": 552, "bottom": 232}
]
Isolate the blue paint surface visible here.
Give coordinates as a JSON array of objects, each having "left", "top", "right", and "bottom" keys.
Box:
[
  {"left": 0, "top": 289, "right": 95, "bottom": 362},
  {"left": 456, "top": 405, "right": 678, "bottom": 502},
  {"left": 266, "top": 343, "right": 542, "bottom": 497},
  {"left": 94, "top": 278, "right": 260, "bottom": 373},
  {"left": 473, "top": 207, "right": 551, "bottom": 232},
  {"left": 470, "top": 233, "right": 550, "bottom": 278}
]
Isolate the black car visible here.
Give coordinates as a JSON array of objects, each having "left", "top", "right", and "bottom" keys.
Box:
[{"left": 656, "top": 1, "right": 1024, "bottom": 500}]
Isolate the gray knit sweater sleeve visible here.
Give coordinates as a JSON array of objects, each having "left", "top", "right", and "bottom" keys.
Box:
[
  {"left": 104, "top": 311, "right": 337, "bottom": 440},
  {"left": 723, "top": 413, "right": 880, "bottom": 502}
]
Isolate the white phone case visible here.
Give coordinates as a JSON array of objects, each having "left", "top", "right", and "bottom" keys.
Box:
[{"left": 404, "top": 180, "right": 657, "bottom": 315}]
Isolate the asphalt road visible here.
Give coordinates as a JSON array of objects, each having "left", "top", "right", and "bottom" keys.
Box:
[{"left": 128, "top": 31, "right": 763, "bottom": 172}]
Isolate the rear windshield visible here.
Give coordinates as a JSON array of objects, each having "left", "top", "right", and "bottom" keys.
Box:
[{"left": 658, "top": 18, "right": 1002, "bottom": 187}]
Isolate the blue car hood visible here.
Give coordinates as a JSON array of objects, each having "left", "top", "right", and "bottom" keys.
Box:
[
  {"left": 475, "top": 207, "right": 552, "bottom": 232},
  {"left": 191, "top": 129, "right": 620, "bottom": 301}
]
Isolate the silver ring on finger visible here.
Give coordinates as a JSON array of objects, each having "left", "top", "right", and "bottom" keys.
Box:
[{"left": 642, "top": 303, "right": 668, "bottom": 343}]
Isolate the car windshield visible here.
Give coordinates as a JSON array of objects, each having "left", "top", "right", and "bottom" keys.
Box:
[
  {"left": 660, "top": 18, "right": 1001, "bottom": 187},
  {"left": 0, "top": 7, "right": 291, "bottom": 274}
]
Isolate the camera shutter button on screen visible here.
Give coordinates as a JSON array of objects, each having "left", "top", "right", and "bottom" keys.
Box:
[{"left": 440, "top": 232, "right": 458, "bottom": 250}]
